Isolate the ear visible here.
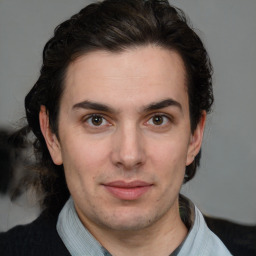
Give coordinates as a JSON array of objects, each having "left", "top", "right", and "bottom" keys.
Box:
[
  {"left": 39, "top": 105, "right": 63, "bottom": 165},
  {"left": 186, "top": 111, "right": 206, "bottom": 166}
]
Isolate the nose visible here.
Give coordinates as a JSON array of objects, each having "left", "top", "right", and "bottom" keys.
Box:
[{"left": 111, "top": 123, "right": 146, "bottom": 170}]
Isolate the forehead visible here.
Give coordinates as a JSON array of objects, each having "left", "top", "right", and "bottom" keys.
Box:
[{"left": 62, "top": 46, "right": 188, "bottom": 111}]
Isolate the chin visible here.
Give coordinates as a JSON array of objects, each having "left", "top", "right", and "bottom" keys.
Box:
[{"left": 100, "top": 210, "right": 160, "bottom": 231}]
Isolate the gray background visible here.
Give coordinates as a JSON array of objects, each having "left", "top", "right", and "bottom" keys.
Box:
[{"left": 0, "top": 0, "right": 255, "bottom": 231}]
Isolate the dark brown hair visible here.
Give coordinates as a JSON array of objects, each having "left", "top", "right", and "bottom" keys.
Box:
[{"left": 22, "top": 0, "right": 213, "bottom": 215}]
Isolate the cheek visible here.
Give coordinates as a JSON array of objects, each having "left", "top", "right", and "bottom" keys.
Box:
[
  {"left": 148, "top": 137, "right": 189, "bottom": 185},
  {"left": 61, "top": 131, "right": 109, "bottom": 165},
  {"left": 60, "top": 136, "right": 110, "bottom": 189},
  {"left": 150, "top": 137, "right": 189, "bottom": 166}
]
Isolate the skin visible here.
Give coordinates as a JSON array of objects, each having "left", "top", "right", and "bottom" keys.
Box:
[{"left": 40, "top": 45, "right": 206, "bottom": 256}]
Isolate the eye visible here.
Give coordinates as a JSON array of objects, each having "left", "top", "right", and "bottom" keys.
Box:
[
  {"left": 85, "top": 114, "right": 109, "bottom": 127},
  {"left": 146, "top": 114, "right": 171, "bottom": 127}
]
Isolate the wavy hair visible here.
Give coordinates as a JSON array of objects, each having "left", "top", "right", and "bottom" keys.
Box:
[{"left": 20, "top": 0, "right": 213, "bottom": 215}]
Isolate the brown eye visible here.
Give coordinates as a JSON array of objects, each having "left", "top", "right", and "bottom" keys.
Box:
[
  {"left": 86, "top": 114, "right": 108, "bottom": 127},
  {"left": 91, "top": 115, "right": 103, "bottom": 126},
  {"left": 84, "top": 114, "right": 112, "bottom": 131},
  {"left": 152, "top": 115, "right": 164, "bottom": 125},
  {"left": 146, "top": 114, "right": 170, "bottom": 127}
]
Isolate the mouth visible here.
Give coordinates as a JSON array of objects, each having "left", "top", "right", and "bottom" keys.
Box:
[{"left": 103, "top": 180, "right": 153, "bottom": 201}]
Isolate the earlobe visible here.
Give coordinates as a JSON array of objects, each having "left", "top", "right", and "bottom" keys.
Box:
[
  {"left": 186, "top": 111, "right": 206, "bottom": 166},
  {"left": 39, "top": 106, "right": 63, "bottom": 165}
]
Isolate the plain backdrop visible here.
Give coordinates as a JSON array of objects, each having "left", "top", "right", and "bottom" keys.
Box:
[{"left": 0, "top": 0, "right": 255, "bottom": 231}]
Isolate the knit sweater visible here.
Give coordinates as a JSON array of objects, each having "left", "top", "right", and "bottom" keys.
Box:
[{"left": 0, "top": 213, "right": 70, "bottom": 256}]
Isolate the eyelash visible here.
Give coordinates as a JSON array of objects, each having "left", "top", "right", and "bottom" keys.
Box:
[
  {"left": 83, "top": 114, "right": 110, "bottom": 127},
  {"left": 82, "top": 113, "right": 173, "bottom": 129},
  {"left": 145, "top": 114, "right": 173, "bottom": 128}
]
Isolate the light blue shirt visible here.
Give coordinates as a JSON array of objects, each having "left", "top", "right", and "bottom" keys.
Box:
[{"left": 57, "top": 197, "right": 232, "bottom": 256}]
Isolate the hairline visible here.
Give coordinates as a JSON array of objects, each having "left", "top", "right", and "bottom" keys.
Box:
[{"left": 52, "top": 43, "right": 195, "bottom": 137}]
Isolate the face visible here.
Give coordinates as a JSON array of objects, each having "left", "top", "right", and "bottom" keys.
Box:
[{"left": 40, "top": 46, "right": 205, "bottom": 233}]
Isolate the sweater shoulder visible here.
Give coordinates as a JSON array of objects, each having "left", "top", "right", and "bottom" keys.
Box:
[{"left": 0, "top": 213, "right": 70, "bottom": 256}]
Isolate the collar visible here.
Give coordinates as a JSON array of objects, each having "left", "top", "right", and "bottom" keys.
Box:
[
  {"left": 56, "top": 196, "right": 231, "bottom": 256},
  {"left": 57, "top": 198, "right": 111, "bottom": 255}
]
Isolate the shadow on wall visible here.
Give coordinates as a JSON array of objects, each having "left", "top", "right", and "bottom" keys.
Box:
[
  {"left": 0, "top": 128, "right": 34, "bottom": 198},
  {"left": 0, "top": 127, "right": 40, "bottom": 232},
  {"left": 0, "top": 129, "right": 14, "bottom": 195}
]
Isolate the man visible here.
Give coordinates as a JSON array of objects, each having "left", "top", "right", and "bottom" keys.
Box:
[{"left": 0, "top": 0, "right": 232, "bottom": 255}]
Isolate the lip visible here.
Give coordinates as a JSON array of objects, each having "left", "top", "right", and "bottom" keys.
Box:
[{"left": 103, "top": 180, "right": 152, "bottom": 200}]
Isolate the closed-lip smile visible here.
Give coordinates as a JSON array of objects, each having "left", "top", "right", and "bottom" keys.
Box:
[{"left": 103, "top": 180, "right": 153, "bottom": 200}]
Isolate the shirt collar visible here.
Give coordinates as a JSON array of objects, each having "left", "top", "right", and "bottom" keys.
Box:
[
  {"left": 57, "top": 196, "right": 195, "bottom": 256},
  {"left": 57, "top": 197, "right": 111, "bottom": 256}
]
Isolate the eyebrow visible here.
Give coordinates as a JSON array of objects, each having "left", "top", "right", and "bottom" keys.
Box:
[
  {"left": 72, "top": 100, "right": 116, "bottom": 113},
  {"left": 72, "top": 98, "right": 182, "bottom": 113},
  {"left": 143, "top": 98, "right": 182, "bottom": 113}
]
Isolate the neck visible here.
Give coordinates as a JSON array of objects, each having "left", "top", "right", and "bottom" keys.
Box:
[{"left": 79, "top": 199, "right": 188, "bottom": 256}]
